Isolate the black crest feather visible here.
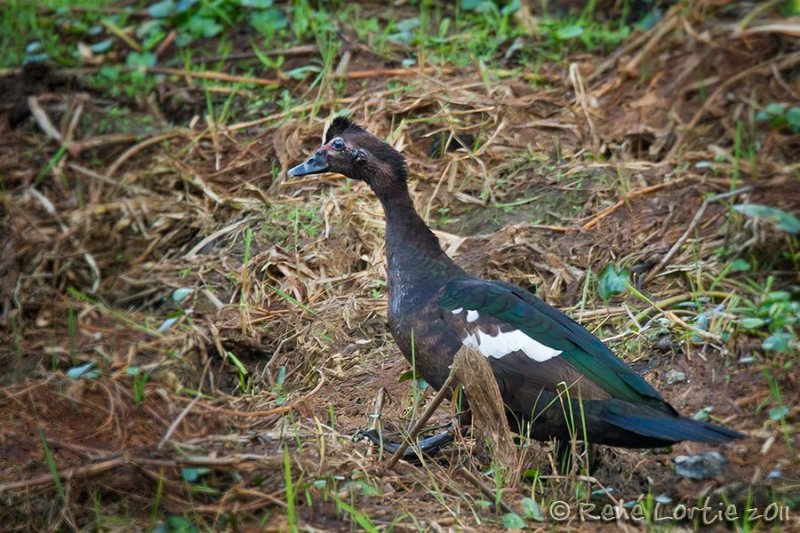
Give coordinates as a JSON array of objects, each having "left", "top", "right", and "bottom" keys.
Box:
[{"left": 325, "top": 116, "right": 362, "bottom": 143}]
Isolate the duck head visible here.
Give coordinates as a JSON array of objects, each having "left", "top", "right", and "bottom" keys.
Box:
[{"left": 287, "top": 117, "right": 407, "bottom": 197}]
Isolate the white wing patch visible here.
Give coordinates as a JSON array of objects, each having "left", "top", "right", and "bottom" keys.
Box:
[
  {"left": 466, "top": 310, "right": 479, "bottom": 323},
  {"left": 451, "top": 307, "right": 463, "bottom": 314},
  {"left": 462, "top": 328, "right": 562, "bottom": 362}
]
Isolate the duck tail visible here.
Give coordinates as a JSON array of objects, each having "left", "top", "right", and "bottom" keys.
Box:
[{"left": 603, "top": 411, "right": 745, "bottom": 444}]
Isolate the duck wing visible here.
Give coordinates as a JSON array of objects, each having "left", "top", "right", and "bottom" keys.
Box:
[{"left": 438, "top": 278, "right": 674, "bottom": 414}]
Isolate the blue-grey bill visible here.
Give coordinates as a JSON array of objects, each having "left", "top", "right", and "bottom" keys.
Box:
[{"left": 287, "top": 155, "right": 328, "bottom": 177}]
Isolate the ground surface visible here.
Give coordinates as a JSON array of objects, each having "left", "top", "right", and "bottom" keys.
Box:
[{"left": 1, "top": 1, "right": 799, "bottom": 531}]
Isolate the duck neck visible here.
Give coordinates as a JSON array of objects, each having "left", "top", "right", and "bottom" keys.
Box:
[
  {"left": 379, "top": 187, "right": 440, "bottom": 254},
  {"left": 376, "top": 185, "right": 460, "bottom": 300}
]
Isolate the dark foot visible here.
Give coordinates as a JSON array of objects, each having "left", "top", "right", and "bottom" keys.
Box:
[{"left": 356, "top": 429, "right": 455, "bottom": 460}]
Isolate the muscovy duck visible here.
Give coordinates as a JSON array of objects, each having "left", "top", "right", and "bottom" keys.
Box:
[{"left": 288, "top": 117, "right": 743, "bottom": 452}]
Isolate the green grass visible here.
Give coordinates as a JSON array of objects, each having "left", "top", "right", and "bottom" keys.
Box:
[
  {"left": 38, "top": 429, "right": 66, "bottom": 505},
  {"left": 283, "top": 447, "right": 297, "bottom": 532},
  {"left": 2, "top": 0, "right": 647, "bottom": 105},
  {"left": 1, "top": 0, "right": 108, "bottom": 68}
]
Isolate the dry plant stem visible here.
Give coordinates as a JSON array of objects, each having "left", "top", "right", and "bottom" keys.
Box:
[
  {"left": 643, "top": 186, "right": 752, "bottom": 284},
  {"left": 27, "top": 96, "right": 63, "bottom": 142},
  {"left": 366, "top": 387, "right": 387, "bottom": 457},
  {"left": 0, "top": 454, "right": 285, "bottom": 494},
  {"left": 456, "top": 466, "right": 515, "bottom": 515},
  {"left": 184, "top": 217, "right": 254, "bottom": 260},
  {"left": 131, "top": 66, "right": 455, "bottom": 89},
  {"left": 622, "top": 13, "right": 679, "bottom": 76},
  {"left": 202, "top": 44, "right": 318, "bottom": 63},
  {"left": 739, "top": 23, "right": 800, "bottom": 38},
  {"left": 196, "top": 369, "right": 325, "bottom": 418},
  {"left": 665, "top": 52, "right": 800, "bottom": 161},
  {"left": 105, "top": 131, "right": 190, "bottom": 177},
  {"left": 369, "top": 388, "right": 386, "bottom": 432},
  {"left": 381, "top": 371, "right": 457, "bottom": 474},
  {"left": 569, "top": 63, "right": 598, "bottom": 152},
  {"left": 0, "top": 457, "right": 125, "bottom": 493},
  {"left": 158, "top": 393, "right": 202, "bottom": 450},
  {"left": 102, "top": 20, "right": 142, "bottom": 52},
  {"left": 450, "top": 346, "right": 517, "bottom": 472}
]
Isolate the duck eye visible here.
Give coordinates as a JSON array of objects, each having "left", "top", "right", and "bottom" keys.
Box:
[{"left": 331, "top": 139, "right": 345, "bottom": 151}]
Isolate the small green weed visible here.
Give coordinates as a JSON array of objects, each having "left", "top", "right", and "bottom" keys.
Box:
[{"left": 756, "top": 103, "right": 800, "bottom": 133}]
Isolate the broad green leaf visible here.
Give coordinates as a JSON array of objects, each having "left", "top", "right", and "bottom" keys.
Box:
[
  {"left": 765, "top": 102, "right": 785, "bottom": 116},
  {"left": 763, "top": 332, "right": 791, "bottom": 352},
  {"left": 769, "top": 405, "right": 789, "bottom": 421},
  {"left": 172, "top": 287, "right": 194, "bottom": 303},
  {"left": 181, "top": 467, "right": 210, "bottom": 482},
  {"left": 286, "top": 64, "right": 321, "bottom": 79},
  {"left": 187, "top": 15, "right": 223, "bottom": 38},
  {"left": 764, "top": 291, "right": 790, "bottom": 303},
  {"left": 502, "top": 512, "right": 526, "bottom": 529},
  {"left": 740, "top": 317, "right": 766, "bottom": 329},
  {"left": 522, "top": 497, "right": 544, "bottom": 521},
  {"left": 238, "top": 0, "right": 273, "bottom": 6},
  {"left": 157, "top": 316, "right": 179, "bottom": 332},
  {"left": 555, "top": 25, "right": 584, "bottom": 40},
  {"left": 98, "top": 65, "right": 120, "bottom": 80},
  {"left": 635, "top": 9, "right": 663, "bottom": 30},
  {"left": 461, "top": 0, "right": 482, "bottom": 10},
  {"left": 23, "top": 53, "right": 49, "bottom": 65},
  {"left": 598, "top": 263, "right": 629, "bottom": 301},
  {"left": 126, "top": 51, "right": 157, "bottom": 68},
  {"left": 730, "top": 258, "right": 750, "bottom": 272},
  {"left": 734, "top": 204, "right": 800, "bottom": 234},
  {"left": 398, "top": 369, "right": 422, "bottom": 382},
  {"left": 165, "top": 514, "right": 198, "bottom": 533},
  {"left": 67, "top": 362, "right": 99, "bottom": 380},
  {"left": 250, "top": 8, "right": 288, "bottom": 35},
  {"left": 501, "top": 0, "right": 521, "bottom": 16},
  {"left": 785, "top": 107, "right": 800, "bottom": 133},
  {"left": 692, "top": 407, "right": 712, "bottom": 421},
  {"left": 175, "top": 0, "right": 198, "bottom": 13},
  {"left": 148, "top": 0, "right": 175, "bottom": 18},
  {"left": 88, "top": 39, "right": 113, "bottom": 53},
  {"left": 783, "top": 0, "right": 800, "bottom": 16},
  {"left": 26, "top": 41, "right": 43, "bottom": 53}
]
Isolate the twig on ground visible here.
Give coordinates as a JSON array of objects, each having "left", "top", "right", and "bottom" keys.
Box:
[
  {"left": 642, "top": 187, "right": 752, "bottom": 284},
  {"left": 184, "top": 217, "right": 254, "bottom": 260},
  {"left": 569, "top": 63, "right": 598, "bottom": 152},
  {"left": 456, "top": 466, "right": 515, "bottom": 515},
  {"left": 194, "top": 369, "right": 325, "bottom": 418},
  {"left": 102, "top": 20, "right": 141, "bottom": 52},
  {"left": 105, "top": 131, "right": 189, "bottom": 177},
  {"left": 123, "top": 65, "right": 456, "bottom": 90},
  {"left": 27, "top": 96, "right": 63, "bottom": 142},
  {"left": 0, "top": 457, "right": 126, "bottom": 493}
]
